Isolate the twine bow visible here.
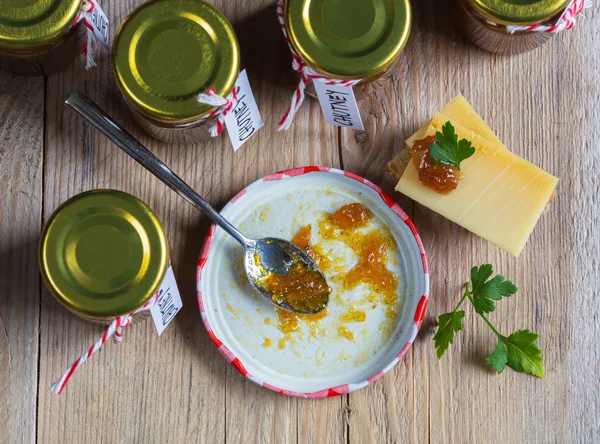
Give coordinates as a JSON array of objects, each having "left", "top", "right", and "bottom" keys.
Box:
[
  {"left": 196, "top": 87, "right": 239, "bottom": 137},
  {"left": 50, "top": 292, "right": 159, "bottom": 395},
  {"left": 276, "top": 0, "right": 361, "bottom": 131},
  {"left": 75, "top": 0, "right": 108, "bottom": 70},
  {"left": 506, "top": 0, "right": 591, "bottom": 33}
]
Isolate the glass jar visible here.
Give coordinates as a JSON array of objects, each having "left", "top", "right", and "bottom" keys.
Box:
[
  {"left": 455, "top": 0, "right": 571, "bottom": 54},
  {"left": 282, "top": 0, "right": 412, "bottom": 99},
  {"left": 0, "top": 0, "right": 87, "bottom": 76},
  {"left": 112, "top": 0, "right": 240, "bottom": 145},
  {"left": 39, "top": 190, "right": 169, "bottom": 324}
]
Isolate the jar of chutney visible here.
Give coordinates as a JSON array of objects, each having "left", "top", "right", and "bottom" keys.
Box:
[
  {"left": 112, "top": 0, "right": 240, "bottom": 145},
  {"left": 454, "top": 0, "right": 574, "bottom": 54},
  {"left": 39, "top": 190, "right": 169, "bottom": 323},
  {"left": 278, "top": 0, "right": 411, "bottom": 129},
  {"left": 0, "top": 0, "right": 88, "bottom": 76}
]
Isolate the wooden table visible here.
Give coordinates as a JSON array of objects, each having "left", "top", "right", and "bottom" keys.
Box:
[{"left": 1, "top": 1, "right": 599, "bottom": 442}]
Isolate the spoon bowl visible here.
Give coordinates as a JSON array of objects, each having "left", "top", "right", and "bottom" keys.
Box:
[
  {"left": 64, "top": 91, "right": 329, "bottom": 315},
  {"left": 245, "top": 238, "right": 329, "bottom": 314}
]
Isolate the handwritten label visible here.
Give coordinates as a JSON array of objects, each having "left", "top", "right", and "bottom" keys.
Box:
[
  {"left": 150, "top": 266, "right": 183, "bottom": 336},
  {"left": 313, "top": 82, "right": 364, "bottom": 131},
  {"left": 223, "top": 69, "right": 264, "bottom": 151},
  {"left": 86, "top": 1, "right": 110, "bottom": 48}
]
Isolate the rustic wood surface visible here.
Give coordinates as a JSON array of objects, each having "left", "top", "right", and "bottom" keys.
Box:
[{"left": 0, "top": 0, "right": 598, "bottom": 443}]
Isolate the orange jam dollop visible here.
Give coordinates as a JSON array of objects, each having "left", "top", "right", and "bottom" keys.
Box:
[
  {"left": 329, "top": 203, "right": 372, "bottom": 230},
  {"left": 343, "top": 231, "right": 399, "bottom": 316},
  {"left": 319, "top": 203, "right": 401, "bottom": 319},
  {"left": 276, "top": 307, "right": 328, "bottom": 334},
  {"left": 275, "top": 307, "right": 329, "bottom": 347},
  {"left": 292, "top": 224, "right": 332, "bottom": 269},
  {"left": 266, "top": 262, "right": 330, "bottom": 314},
  {"left": 410, "top": 135, "right": 462, "bottom": 194}
]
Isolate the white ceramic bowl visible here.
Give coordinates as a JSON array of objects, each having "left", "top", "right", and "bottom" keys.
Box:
[{"left": 197, "top": 167, "right": 429, "bottom": 397}]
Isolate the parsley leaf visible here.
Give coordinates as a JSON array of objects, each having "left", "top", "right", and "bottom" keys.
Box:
[
  {"left": 428, "top": 121, "right": 476, "bottom": 170},
  {"left": 503, "top": 330, "right": 545, "bottom": 377},
  {"left": 470, "top": 264, "right": 518, "bottom": 314},
  {"left": 432, "top": 264, "right": 544, "bottom": 378},
  {"left": 433, "top": 310, "right": 465, "bottom": 358},
  {"left": 486, "top": 338, "right": 508, "bottom": 373}
]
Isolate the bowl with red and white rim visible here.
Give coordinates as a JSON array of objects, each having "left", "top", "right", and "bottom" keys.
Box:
[{"left": 197, "top": 166, "right": 429, "bottom": 397}]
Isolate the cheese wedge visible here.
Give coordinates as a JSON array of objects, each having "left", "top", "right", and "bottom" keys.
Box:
[
  {"left": 395, "top": 112, "right": 558, "bottom": 257},
  {"left": 405, "top": 95, "right": 508, "bottom": 152}
]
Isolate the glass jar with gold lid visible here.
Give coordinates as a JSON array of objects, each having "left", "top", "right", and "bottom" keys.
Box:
[
  {"left": 39, "top": 190, "right": 169, "bottom": 323},
  {"left": 112, "top": 0, "right": 240, "bottom": 145},
  {"left": 0, "top": 0, "right": 88, "bottom": 76},
  {"left": 455, "top": 0, "right": 572, "bottom": 54},
  {"left": 281, "top": 0, "right": 412, "bottom": 99}
]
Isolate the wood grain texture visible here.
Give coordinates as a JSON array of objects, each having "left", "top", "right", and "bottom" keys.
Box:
[
  {"left": 0, "top": 73, "right": 44, "bottom": 444},
  {"left": 341, "top": 2, "right": 600, "bottom": 443},
  {"left": 0, "top": 0, "right": 598, "bottom": 443}
]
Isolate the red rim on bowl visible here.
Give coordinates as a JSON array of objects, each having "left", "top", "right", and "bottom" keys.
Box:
[{"left": 196, "top": 166, "right": 429, "bottom": 398}]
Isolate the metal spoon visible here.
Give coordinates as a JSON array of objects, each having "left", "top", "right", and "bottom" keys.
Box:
[{"left": 65, "top": 91, "right": 329, "bottom": 315}]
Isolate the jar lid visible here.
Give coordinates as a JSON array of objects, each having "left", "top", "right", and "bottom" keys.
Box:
[
  {"left": 39, "top": 190, "right": 169, "bottom": 320},
  {"left": 285, "top": 0, "right": 411, "bottom": 79},
  {"left": 469, "top": 0, "right": 571, "bottom": 25},
  {"left": 112, "top": 0, "right": 240, "bottom": 123},
  {"left": 0, "top": 0, "right": 81, "bottom": 52}
]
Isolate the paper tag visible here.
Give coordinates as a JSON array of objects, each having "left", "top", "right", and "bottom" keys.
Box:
[
  {"left": 85, "top": 1, "right": 110, "bottom": 48},
  {"left": 150, "top": 266, "right": 183, "bottom": 336},
  {"left": 313, "top": 82, "right": 364, "bottom": 131},
  {"left": 223, "top": 69, "right": 264, "bottom": 151}
]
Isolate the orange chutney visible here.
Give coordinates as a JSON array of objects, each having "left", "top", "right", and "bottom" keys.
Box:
[
  {"left": 291, "top": 224, "right": 331, "bottom": 269},
  {"left": 329, "top": 203, "right": 372, "bottom": 230},
  {"left": 410, "top": 135, "right": 462, "bottom": 194},
  {"left": 321, "top": 204, "right": 400, "bottom": 318},
  {"left": 266, "top": 202, "right": 402, "bottom": 346},
  {"left": 266, "top": 262, "right": 330, "bottom": 314}
]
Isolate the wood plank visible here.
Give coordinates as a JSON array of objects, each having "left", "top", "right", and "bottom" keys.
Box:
[
  {"left": 339, "top": 1, "right": 598, "bottom": 442},
  {"left": 35, "top": 2, "right": 229, "bottom": 443},
  {"left": 0, "top": 73, "right": 44, "bottom": 444},
  {"left": 567, "top": 11, "right": 600, "bottom": 442},
  {"left": 224, "top": 2, "right": 346, "bottom": 443},
  {"left": 33, "top": 1, "right": 345, "bottom": 443}
]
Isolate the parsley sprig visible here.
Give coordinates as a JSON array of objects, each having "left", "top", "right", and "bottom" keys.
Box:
[
  {"left": 433, "top": 264, "right": 544, "bottom": 377},
  {"left": 428, "top": 121, "right": 476, "bottom": 170}
]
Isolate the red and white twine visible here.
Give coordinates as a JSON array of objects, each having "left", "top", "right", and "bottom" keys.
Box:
[
  {"left": 196, "top": 87, "right": 238, "bottom": 137},
  {"left": 276, "top": 0, "right": 361, "bottom": 131},
  {"left": 74, "top": 0, "right": 107, "bottom": 69},
  {"left": 506, "top": 0, "right": 591, "bottom": 33},
  {"left": 50, "top": 292, "right": 159, "bottom": 395}
]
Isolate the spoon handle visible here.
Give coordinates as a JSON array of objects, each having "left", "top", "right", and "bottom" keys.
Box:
[{"left": 65, "top": 91, "right": 251, "bottom": 248}]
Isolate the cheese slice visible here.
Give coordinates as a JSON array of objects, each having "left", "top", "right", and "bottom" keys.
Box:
[
  {"left": 405, "top": 95, "right": 508, "bottom": 152},
  {"left": 395, "top": 112, "right": 558, "bottom": 257}
]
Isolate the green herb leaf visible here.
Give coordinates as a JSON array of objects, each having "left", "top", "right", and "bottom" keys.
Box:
[
  {"left": 503, "top": 330, "right": 545, "bottom": 378},
  {"left": 470, "top": 265, "right": 518, "bottom": 314},
  {"left": 428, "top": 121, "right": 476, "bottom": 170},
  {"left": 433, "top": 310, "right": 465, "bottom": 358},
  {"left": 486, "top": 338, "right": 508, "bottom": 373},
  {"left": 433, "top": 264, "right": 544, "bottom": 378}
]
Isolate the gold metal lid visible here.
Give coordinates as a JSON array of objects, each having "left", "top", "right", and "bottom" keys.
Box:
[
  {"left": 285, "top": 0, "right": 411, "bottom": 80},
  {"left": 469, "top": 0, "right": 571, "bottom": 25},
  {"left": 39, "top": 190, "right": 169, "bottom": 320},
  {"left": 112, "top": 0, "right": 240, "bottom": 123},
  {"left": 0, "top": 0, "right": 81, "bottom": 52}
]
